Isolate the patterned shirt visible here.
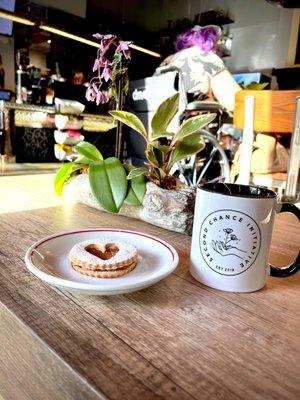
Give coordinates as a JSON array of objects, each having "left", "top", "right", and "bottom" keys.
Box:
[{"left": 163, "top": 46, "right": 225, "bottom": 98}]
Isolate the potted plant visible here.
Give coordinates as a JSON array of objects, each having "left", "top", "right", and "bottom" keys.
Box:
[{"left": 55, "top": 93, "right": 215, "bottom": 234}]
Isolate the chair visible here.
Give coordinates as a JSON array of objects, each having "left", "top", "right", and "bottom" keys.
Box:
[{"left": 232, "top": 90, "right": 300, "bottom": 200}]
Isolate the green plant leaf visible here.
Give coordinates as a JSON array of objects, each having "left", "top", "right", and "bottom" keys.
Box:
[
  {"left": 174, "top": 113, "right": 216, "bottom": 141},
  {"left": 74, "top": 141, "right": 103, "bottom": 162},
  {"left": 150, "top": 140, "right": 170, "bottom": 154},
  {"left": 127, "top": 167, "right": 148, "bottom": 180},
  {"left": 125, "top": 174, "right": 146, "bottom": 206},
  {"left": 54, "top": 162, "right": 84, "bottom": 196},
  {"left": 168, "top": 133, "right": 205, "bottom": 171},
  {"left": 152, "top": 145, "right": 164, "bottom": 166},
  {"left": 131, "top": 174, "right": 146, "bottom": 203},
  {"left": 157, "top": 168, "right": 167, "bottom": 179},
  {"left": 109, "top": 110, "right": 148, "bottom": 140},
  {"left": 124, "top": 186, "right": 140, "bottom": 205},
  {"left": 146, "top": 144, "right": 160, "bottom": 167},
  {"left": 74, "top": 154, "right": 93, "bottom": 164},
  {"left": 151, "top": 93, "right": 179, "bottom": 140},
  {"left": 89, "top": 158, "right": 127, "bottom": 213}
]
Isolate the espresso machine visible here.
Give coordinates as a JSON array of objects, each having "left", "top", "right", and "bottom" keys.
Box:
[
  {"left": 16, "top": 49, "right": 30, "bottom": 104},
  {"left": 16, "top": 49, "right": 46, "bottom": 104}
]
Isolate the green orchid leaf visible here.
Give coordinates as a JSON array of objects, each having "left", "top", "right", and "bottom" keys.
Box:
[
  {"left": 124, "top": 186, "right": 140, "bottom": 205},
  {"left": 89, "top": 158, "right": 127, "bottom": 213},
  {"left": 174, "top": 113, "right": 216, "bottom": 141},
  {"left": 152, "top": 131, "right": 175, "bottom": 139},
  {"left": 165, "top": 131, "right": 176, "bottom": 138},
  {"left": 74, "top": 141, "right": 103, "bottom": 162},
  {"left": 123, "top": 163, "right": 135, "bottom": 172},
  {"left": 131, "top": 174, "right": 146, "bottom": 203},
  {"left": 54, "top": 162, "right": 84, "bottom": 196},
  {"left": 152, "top": 145, "right": 164, "bottom": 166},
  {"left": 125, "top": 174, "right": 146, "bottom": 206},
  {"left": 146, "top": 144, "right": 160, "bottom": 167},
  {"left": 127, "top": 167, "right": 148, "bottom": 180},
  {"left": 74, "top": 154, "right": 93, "bottom": 164},
  {"left": 157, "top": 168, "right": 166, "bottom": 179},
  {"left": 151, "top": 93, "right": 179, "bottom": 140},
  {"left": 168, "top": 133, "right": 205, "bottom": 170},
  {"left": 109, "top": 110, "right": 148, "bottom": 140},
  {"left": 150, "top": 140, "right": 170, "bottom": 154}
]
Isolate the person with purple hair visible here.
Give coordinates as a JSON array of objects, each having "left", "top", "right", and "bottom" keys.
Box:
[{"left": 158, "top": 25, "right": 240, "bottom": 111}]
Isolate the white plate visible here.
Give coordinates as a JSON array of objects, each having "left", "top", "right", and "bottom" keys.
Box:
[{"left": 25, "top": 229, "right": 179, "bottom": 295}]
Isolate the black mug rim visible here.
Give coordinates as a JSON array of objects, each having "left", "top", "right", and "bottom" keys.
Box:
[{"left": 198, "top": 183, "right": 277, "bottom": 199}]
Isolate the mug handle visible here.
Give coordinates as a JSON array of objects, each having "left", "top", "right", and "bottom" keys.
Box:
[{"left": 269, "top": 203, "right": 300, "bottom": 278}]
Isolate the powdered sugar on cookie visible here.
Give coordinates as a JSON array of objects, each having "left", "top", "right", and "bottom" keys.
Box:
[{"left": 69, "top": 239, "right": 138, "bottom": 271}]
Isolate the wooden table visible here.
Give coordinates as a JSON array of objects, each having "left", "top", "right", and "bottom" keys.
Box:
[{"left": 0, "top": 202, "right": 299, "bottom": 400}]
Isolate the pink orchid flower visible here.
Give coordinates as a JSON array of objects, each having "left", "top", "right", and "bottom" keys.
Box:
[
  {"left": 96, "top": 90, "right": 109, "bottom": 105},
  {"left": 101, "top": 35, "right": 117, "bottom": 53},
  {"left": 101, "top": 67, "right": 111, "bottom": 82},
  {"left": 116, "top": 40, "right": 132, "bottom": 59},
  {"left": 93, "top": 33, "right": 116, "bottom": 41},
  {"left": 88, "top": 33, "right": 132, "bottom": 105},
  {"left": 93, "top": 58, "right": 101, "bottom": 72},
  {"left": 93, "top": 56, "right": 111, "bottom": 72},
  {"left": 85, "top": 84, "right": 97, "bottom": 102}
]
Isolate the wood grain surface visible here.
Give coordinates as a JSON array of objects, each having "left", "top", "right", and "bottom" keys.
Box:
[
  {"left": 234, "top": 90, "right": 300, "bottom": 133},
  {"left": 0, "top": 197, "right": 299, "bottom": 399}
]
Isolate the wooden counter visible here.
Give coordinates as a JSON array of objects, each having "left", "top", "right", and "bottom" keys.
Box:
[
  {"left": 2, "top": 101, "right": 116, "bottom": 131},
  {"left": 0, "top": 101, "right": 116, "bottom": 161},
  {"left": 0, "top": 197, "right": 299, "bottom": 399}
]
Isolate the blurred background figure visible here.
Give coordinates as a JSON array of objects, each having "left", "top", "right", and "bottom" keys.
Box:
[
  {"left": 72, "top": 71, "right": 86, "bottom": 86},
  {"left": 157, "top": 25, "right": 241, "bottom": 111}
]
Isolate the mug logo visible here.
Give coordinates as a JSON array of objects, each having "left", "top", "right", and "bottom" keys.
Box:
[{"left": 199, "top": 209, "right": 261, "bottom": 276}]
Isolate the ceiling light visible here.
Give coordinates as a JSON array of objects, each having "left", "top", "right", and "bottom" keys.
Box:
[
  {"left": 129, "top": 44, "right": 161, "bottom": 58},
  {"left": 40, "top": 25, "right": 102, "bottom": 47},
  {"left": 47, "top": 39, "right": 51, "bottom": 44},
  {"left": 40, "top": 24, "right": 161, "bottom": 58},
  {"left": 0, "top": 9, "right": 35, "bottom": 26}
]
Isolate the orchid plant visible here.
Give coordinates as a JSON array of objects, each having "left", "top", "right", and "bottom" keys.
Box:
[
  {"left": 109, "top": 93, "right": 216, "bottom": 189},
  {"left": 85, "top": 34, "right": 132, "bottom": 105},
  {"left": 55, "top": 32, "right": 216, "bottom": 213},
  {"left": 55, "top": 93, "right": 216, "bottom": 213}
]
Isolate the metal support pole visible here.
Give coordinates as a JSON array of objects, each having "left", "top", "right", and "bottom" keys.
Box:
[
  {"left": 236, "top": 95, "right": 254, "bottom": 185},
  {"left": 285, "top": 96, "right": 300, "bottom": 200},
  {"left": 115, "top": 59, "right": 124, "bottom": 161}
]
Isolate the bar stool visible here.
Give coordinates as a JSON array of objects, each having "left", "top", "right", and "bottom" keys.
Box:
[{"left": 232, "top": 90, "right": 300, "bottom": 201}]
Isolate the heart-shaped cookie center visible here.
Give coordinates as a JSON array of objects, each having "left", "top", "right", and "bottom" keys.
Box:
[{"left": 85, "top": 243, "right": 119, "bottom": 260}]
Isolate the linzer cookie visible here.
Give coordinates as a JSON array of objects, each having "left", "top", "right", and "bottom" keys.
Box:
[
  {"left": 69, "top": 239, "right": 138, "bottom": 278},
  {"left": 72, "top": 261, "right": 137, "bottom": 278}
]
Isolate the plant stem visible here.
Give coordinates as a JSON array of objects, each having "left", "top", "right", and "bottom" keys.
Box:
[{"left": 115, "top": 57, "right": 124, "bottom": 160}]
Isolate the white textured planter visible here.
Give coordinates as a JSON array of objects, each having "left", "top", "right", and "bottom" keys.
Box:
[{"left": 64, "top": 174, "right": 196, "bottom": 235}]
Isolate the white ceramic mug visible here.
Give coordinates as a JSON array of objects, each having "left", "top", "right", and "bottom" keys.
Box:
[{"left": 190, "top": 183, "right": 300, "bottom": 292}]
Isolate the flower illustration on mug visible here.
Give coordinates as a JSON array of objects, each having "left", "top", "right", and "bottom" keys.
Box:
[
  {"left": 199, "top": 210, "right": 261, "bottom": 276},
  {"left": 211, "top": 228, "right": 246, "bottom": 259}
]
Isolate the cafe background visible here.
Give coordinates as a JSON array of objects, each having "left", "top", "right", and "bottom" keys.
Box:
[
  {"left": 0, "top": 0, "right": 299, "bottom": 167},
  {"left": 1, "top": 0, "right": 299, "bottom": 91}
]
